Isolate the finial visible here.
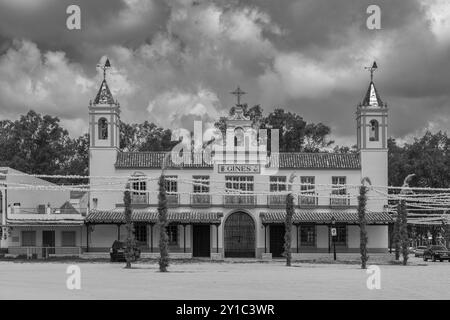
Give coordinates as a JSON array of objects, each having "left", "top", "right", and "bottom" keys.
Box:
[
  {"left": 230, "top": 86, "right": 246, "bottom": 106},
  {"left": 97, "top": 57, "right": 111, "bottom": 81},
  {"left": 365, "top": 61, "right": 378, "bottom": 82}
]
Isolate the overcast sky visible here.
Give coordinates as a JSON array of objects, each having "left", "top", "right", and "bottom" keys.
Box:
[{"left": 0, "top": 0, "right": 449, "bottom": 146}]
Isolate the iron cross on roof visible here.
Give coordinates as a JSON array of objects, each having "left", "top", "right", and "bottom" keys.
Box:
[
  {"left": 97, "top": 57, "right": 111, "bottom": 81},
  {"left": 364, "top": 61, "right": 378, "bottom": 81},
  {"left": 230, "top": 86, "right": 246, "bottom": 106}
]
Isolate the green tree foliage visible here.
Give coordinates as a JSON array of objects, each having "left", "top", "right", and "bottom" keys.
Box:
[{"left": 158, "top": 175, "right": 169, "bottom": 272}]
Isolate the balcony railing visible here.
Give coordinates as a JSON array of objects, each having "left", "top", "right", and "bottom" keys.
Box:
[
  {"left": 166, "top": 194, "right": 179, "bottom": 207},
  {"left": 8, "top": 247, "right": 82, "bottom": 259},
  {"left": 9, "top": 207, "right": 87, "bottom": 216},
  {"left": 224, "top": 194, "right": 256, "bottom": 207},
  {"left": 329, "top": 193, "right": 351, "bottom": 206},
  {"left": 131, "top": 194, "right": 148, "bottom": 205},
  {"left": 298, "top": 193, "right": 318, "bottom": 207},
  {"left": 190, "top": 194, "right": 211, "bottom": 207},
  {"left": 267, "top": 194, "right": 287, "bottom": 208}
]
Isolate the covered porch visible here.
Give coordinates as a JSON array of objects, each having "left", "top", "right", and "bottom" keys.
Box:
[
  {"left": 259, "top": 210, "right": 393, "bottom": 259},
  {"left": 85, "top": 208, "right": 223, "bottom": 259}
]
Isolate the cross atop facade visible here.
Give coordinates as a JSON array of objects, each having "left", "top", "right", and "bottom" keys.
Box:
[
  {"left": 364, "top": 61, "right": 378, "bottom": 82},
  {"left": 97, "top": 57, "right": 111, "bottom": 81},
  {"left": 230, "top": 86, "right": 246, "bottom": 106}
]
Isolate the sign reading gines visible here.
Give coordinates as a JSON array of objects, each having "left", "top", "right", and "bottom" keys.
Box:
[{"left": 218, "top": 164, "right": 260, "bottom": 174}]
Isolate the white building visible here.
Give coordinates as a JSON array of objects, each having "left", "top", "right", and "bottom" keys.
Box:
[
  {"left": 85, "top": 64, "right": 392, "bottom": 259},
  {"left": 0, "top": 167, "right": 86, "bottom": 258}
]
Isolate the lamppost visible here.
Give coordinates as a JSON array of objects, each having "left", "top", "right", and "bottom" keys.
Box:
[{"left": 331, "top": 216, "right": 337, "bottom": 261}]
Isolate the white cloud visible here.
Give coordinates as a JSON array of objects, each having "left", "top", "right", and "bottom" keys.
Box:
[{"left": 146, "top": 88, "right": 223, "bottom": 130}]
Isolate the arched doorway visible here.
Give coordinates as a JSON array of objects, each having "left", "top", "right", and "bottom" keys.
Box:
[{"left": 224, "top": 211, "right": 255, "bottom": 258}]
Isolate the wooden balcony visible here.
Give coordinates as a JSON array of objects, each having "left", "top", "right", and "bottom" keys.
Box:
[
  {"left": 224, "top": 195, "right": 256, "bottom": 207},
  {"left": 190, "top": 194, "right": 211, "bottom": 207}
]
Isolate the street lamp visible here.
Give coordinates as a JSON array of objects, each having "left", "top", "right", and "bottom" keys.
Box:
[{"left": 331, "top": 216, "right": 337, "bottom": 261}]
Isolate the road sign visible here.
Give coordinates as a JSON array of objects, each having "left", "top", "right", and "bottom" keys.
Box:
[{"left": 331, "top": 228, "right": 337, "bottom": 236}]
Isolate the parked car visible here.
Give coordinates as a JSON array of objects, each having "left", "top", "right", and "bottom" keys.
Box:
[
  {"left": 414, "top": 246, "right": 427, "bottom": 257},
  {"left": 423, "top": 245, "right": 450, "bottom": 262},
  {"left": 110, "top": 240, "right": 142, "bottom": 262}
]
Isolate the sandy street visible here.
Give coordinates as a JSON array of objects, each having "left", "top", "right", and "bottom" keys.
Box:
[{"left": 0, "top": 257, "right": 448, "bottom": 300}]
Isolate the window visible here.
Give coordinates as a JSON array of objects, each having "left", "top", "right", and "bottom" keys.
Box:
[
  {"left": 61, "top": 231, "right": 76, "bottom": 247},
  {"left": 332, "top": 176, "right": 347, "bottom": 195},
  {"left": 300, "top": 225, "right": 316, "bottom": 246},
  {"left": 131, "top": 175, "right": 147, "bottom": 204},
  {"left": 334, "top": 225, "right": 347, "bottom": 245},
  {"left": 134, "top": 223, "right": 147, "bottom": 243},
  {"left": 167, "top": 225, "right": 178, "bottom": 245},
  {"left": 270, "top": 176, "right": 286, "bottom": 192},
  {"left": 164, "top": 176, "right": 178, "bottom": 193},
  {"left": 225, "top": 176, "right": 254, "bottom": 192},
  {"left": 234, "top": 127, "right": 244, "bottom": 147},
  {"left": 98, "top": 118, "right": 108, "bottom": 140},
  {"left": 369, "top": 120, "right": 379, "bottom": 141},
  {"left": 0, "top": 191, "right": 2, "bottom": 214},
  {"left": 22, "top": 231, "right": 36, "bottom": 247},
  {"left": 300, "top": 176, "right": 315, "bottom": 192},
  {"left": 193, "top": 176, "right": 209, "bottom": 193}
]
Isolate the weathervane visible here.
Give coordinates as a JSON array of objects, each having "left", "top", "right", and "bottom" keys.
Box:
[
  {"left": 97, "top": 57, "right": 111, "bottom": 81},
  {"left": 230, "top": 86, "right": 246, "bottom": 106},
  {"left": 365, "top": 61, "right": 378, "bottom": 82}
]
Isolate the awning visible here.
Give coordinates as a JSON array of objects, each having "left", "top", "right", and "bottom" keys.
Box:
[
  {"left": 86, "top": 209, "right": 223, "bottom": 224},
  {"left": 6, "top": 219, "right": 84, "bottom": 227},
  {"left": 260, "top": 210, "right": 393, "bottom": 224}
]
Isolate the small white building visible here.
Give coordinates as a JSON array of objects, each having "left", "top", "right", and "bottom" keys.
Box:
[
  {"left": 0, "top": 167, "right": 85, "bottom": 258},
  {"left": 85, "top": 65, "right": 392, "bottom": 259}
]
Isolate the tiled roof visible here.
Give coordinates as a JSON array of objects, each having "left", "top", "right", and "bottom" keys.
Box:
[
  {"left": 362, "top": 81, "right": 384, "bottom": 107},
  {"left": 94, "top": 79, "right": 115, "bottom": 105},
  {"left": 115, "top": 152, "right": 213, "bottom": 169},
  {"left": 86, "top": 209, "right": 223, "bottom": 224},
  {"left": 260, "top": 210, "right": 392, "bottom": 224},
  {"left": 266, "top": 153, "right": 360, "bottom": 169},
  {"left": 115, "top": 152, "right": 360, "bottom": 169}
]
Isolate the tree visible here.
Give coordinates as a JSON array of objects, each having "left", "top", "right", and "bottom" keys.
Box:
[
  {"left": 388, "top": 132, "right": 450, "bottom": 188},
  {"left": 214, "top": 106, "right": 333, "bottom": 152},
  {"left": 0, "top": 110, "right": 73, "bottom": 176},
  {"left": 398, "top": 199, "right": 409, "bottom": 265},
  {"left": 123, "top": 183, "right": 135, "bottom": 269},
  {"left": 284, "top": 173, "right": 296, "bottom": 266},
  {"left": 158, "top": 175, "right": 169, "bottom": 272},
  {"left": 120, "top": 121, "right": 176, "bottom": 152},
  {"left": 358, "top": 178, "right": 371, "bottom": 269},
  {"left": 393, "top": 212, "right": 401, "bottom": 261}
]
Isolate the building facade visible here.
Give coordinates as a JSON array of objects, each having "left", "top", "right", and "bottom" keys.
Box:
[
  {"left": 0, "top": 167, "right": 85, "bottom": 258},
  {"left": 85, "top": 66, "right": 392, "bottom": 259}
]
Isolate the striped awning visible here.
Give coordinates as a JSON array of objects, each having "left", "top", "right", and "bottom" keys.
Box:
[
  {"left": 86, "top": 209, "right": 223, "bottom": 224},
  {"left": 260, "top": 210, "right": 392, "bottom": 224}
]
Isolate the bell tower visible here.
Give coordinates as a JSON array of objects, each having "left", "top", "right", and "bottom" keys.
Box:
[
  {"left": 88, "top": 58, "right": 120, "bottom": 210},
  {"left": 356, "top": 61, "right": 388, "bottom": 210}
]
